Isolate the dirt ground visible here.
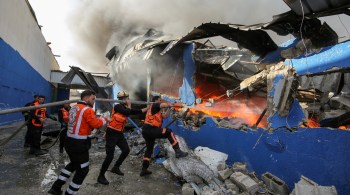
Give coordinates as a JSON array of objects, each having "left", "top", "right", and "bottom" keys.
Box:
[{"left": 0, "top": 121, "right": 182, "bottom": 195}]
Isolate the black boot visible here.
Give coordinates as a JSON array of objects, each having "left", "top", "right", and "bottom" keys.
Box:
[
  {"left": 97, "top": 173, "right": 109, "bottom": 185},
  {"left": 140, "top": 168, "right": 152, "bottom": 177},
  {"left": 110, "top": 166, "right": 124, "bottom": 176},
  {"left": 48, "top": 187, "right": 63, "bottom": 195},
  {"left": 174, "top": 148, "right": 188, "bottom": 158}
]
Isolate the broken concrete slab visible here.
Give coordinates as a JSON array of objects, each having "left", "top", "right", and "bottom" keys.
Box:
[
  {"left": 290, "top": 176, "right": 338, "bottom": 195},
  {"left": 262, "top": 172, "right": 289, "bottom": 195},
  {"left": 230, "top": 172, "right": 259, "bottom": 195},
  {"left": 218, "top": 168, "right": 233, "bottom": 181}
]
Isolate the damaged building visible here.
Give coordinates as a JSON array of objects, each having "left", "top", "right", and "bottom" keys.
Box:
[{"left": 105, "top": 0, "right": 350, "bottom": 194}]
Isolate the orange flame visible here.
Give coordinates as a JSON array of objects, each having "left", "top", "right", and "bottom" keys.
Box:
[{"left": 190, "top": 87, "right": 267, "bottom": 128}]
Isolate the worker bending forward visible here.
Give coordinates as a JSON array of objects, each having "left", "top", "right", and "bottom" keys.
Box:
[
  {"left": 140, "top": 95, "right": 188, "bottom": 176},
  {"left": 98, "top": 91, "right": 149, "bottom": 185},
  {"left": 48, "top": 90, "right": 107, "bottom": 195}
]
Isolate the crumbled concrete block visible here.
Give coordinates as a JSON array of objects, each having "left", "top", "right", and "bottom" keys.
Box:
[
  {"left": 218, "top": 168, "right": 233, "bottom": 181},
  {"left": 290, "top": 176, "right": 338, "bottom": 195},
  {"left": 262, "top": 172, "right": 289, "bottom": 195},
  {"left": 182, "top": 183, "right": 194, "bottom": 195},
  {"left": 232, "top": 162, "right": 247, "bottom": 172},
  {"left": 226, "top": 189, "right": 238, "bottom": 195},
  {"left": 202, "top": 188, "right": 222, "bottom": 195},
  {"left": 225, "top": 179, "right": 240, "bottom": 192},
  {"left": 217, "top": 162, "right": 227, "bottom": 171},
  {"left": 230, "top": 172, "right": 259, "bottom": 195}
]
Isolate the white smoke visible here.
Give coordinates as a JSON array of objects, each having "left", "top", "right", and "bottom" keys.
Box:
[{"left": 67, "top": 0, "right": 291, "bottom": 72}]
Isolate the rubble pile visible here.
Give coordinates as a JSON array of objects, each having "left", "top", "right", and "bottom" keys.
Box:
[{"left": 160, "top": 136, "right": 338, "bottom": 195}]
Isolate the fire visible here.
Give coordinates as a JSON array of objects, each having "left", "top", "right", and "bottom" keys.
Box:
[{"left": 190, "top": 87, "right": 267, "bottom": 128}]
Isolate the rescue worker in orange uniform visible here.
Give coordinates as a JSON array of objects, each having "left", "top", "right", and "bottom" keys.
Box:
[
  {"left": 58, "top": 102, "right": 71, "bottom": 153},
  {"left": 28, "top": 95, "right": 57, "bottom": 155},
  {"left": 97, "top": 91, "right": 149, "bottom": 185},
  {"left": 140, "top": 95, "right": 187, "bottom": 177},
  {"left": 22, "top": 94, "right": 39, "bottom": 148},
  {"left": 48, "top": 90, "right": 107, "bottom": 195}
]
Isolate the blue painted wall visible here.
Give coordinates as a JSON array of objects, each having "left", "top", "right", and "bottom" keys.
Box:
[
  {"left": 179, "top": 43, "right": 196, "bottom": 106},
  {"left": 168, "top": 117, "right": 350, "bottom": 195},
  {"left": 0, "top": 39, "right": 53, "bottom": 125},
  {"left": 286, "top": 41, "right": 350, "bottom": 75}
]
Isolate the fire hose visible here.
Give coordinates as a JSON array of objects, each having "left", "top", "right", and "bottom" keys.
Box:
[
  {"left": 0, "top": 98, "right": 155, "bottom": 116},
  {"left": 0, "top": 98, "right": 185, "bottom": 155}
]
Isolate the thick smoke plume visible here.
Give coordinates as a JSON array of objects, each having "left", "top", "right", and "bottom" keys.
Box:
[{"left": 67, "top": 0, "right": 290, "bottom": 73}]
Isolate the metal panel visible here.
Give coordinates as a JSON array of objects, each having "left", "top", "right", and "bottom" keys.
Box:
[{"left": 50, "top": 71, "right": 110, "bottom": 87}]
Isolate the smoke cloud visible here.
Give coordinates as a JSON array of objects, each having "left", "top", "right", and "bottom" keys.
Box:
[{"left": 67, "top": 0, "right": 290, "bottom": 73}]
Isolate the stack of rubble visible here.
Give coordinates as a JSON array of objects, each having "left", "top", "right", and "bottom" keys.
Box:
[{"left": 161, "top": 136, "right": 337, "bottom": 195}]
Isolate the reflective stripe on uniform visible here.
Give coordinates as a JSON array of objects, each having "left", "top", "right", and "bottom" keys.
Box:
[
  {"left": 80, "top": 161, "right": 89, "bottom": 168},
  {"left": 67, "top": 107, "right": 89, "bottom": 139},
  {"left": 69, "top": 181, "right": 81, "bottom": 189},
  {"left": 61, "top": 169, "right": 72, "bottom": 176},
  {"left": 58, "top": 175, "right": 68, "bottom": 181},
  {"left": 66, "top": 188, "right": 76, "bottom": 195}
]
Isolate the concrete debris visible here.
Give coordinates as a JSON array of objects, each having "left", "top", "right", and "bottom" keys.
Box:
[
  {"left": 230, "top": 172, "right": 259, "bottom": 195},
  {"left": 225, "top": 179, "right": 240, "bottom": 192},
  {"left": 161, "top": 138, "right": 290, "bottom": 195},
  {"left": 240, "top": 70, "right": 268, "bottom": 90},
  {"left": 291, "top": 176, "right": 338, "bottom": 195},
  {"left": 216, "top": 162, "right": 227, "bottom": 171},
  {"left": 269, "top": 66, "right": 298, "bottom": 116},
  {"left": 232, "top": 162, "right": 247, "bottom": 172},
  {"left": 181, "top": 183, "right": 195, "bottom": 195},
  {"left": 261, "top": 172, "right": 289, "bottom": 195},
  {"left": 216, "top": 118, "right": 249, "bottom": 130},
  {"left": 194, "top": 146, "right": 228, "bottom": 176},
  {"left": 218, "top": 168, "right": 234, "bottom": 181}
]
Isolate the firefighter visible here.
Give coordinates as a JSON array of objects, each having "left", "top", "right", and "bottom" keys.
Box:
[
  {"left": 97, "top": 91, "right": 149, "bottom": 185},
  {"left": 58, "top": 102, "right": 71, "bottom": 153},
  {"left": 48, "top": 90, "right": 107, "bottom": 195},
  {"left": 22, "top": 94, "right": 39, "bottom": 148},
  {"left": 140, "top": 95, "right": 188, "bottom": 177},
  {"left": 28, "top": 95, "right": 57, "bottom": 155}
]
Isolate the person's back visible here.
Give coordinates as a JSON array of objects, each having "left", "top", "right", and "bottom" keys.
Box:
[{"left": 22, "top": 95, "right": 38, "bottom": 148}]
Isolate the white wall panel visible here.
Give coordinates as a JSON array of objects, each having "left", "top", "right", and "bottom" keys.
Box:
[{"left": 0, "top": 0, "right": 60, "bottom": 81}]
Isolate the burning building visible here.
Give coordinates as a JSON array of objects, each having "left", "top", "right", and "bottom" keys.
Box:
[{"left": 105, "top": 1, "right": 350, "bottom": 194}]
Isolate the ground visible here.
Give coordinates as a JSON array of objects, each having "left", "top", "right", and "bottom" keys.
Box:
[{"left": 0, "top": 121, "right": 182, "bottom": 195}]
